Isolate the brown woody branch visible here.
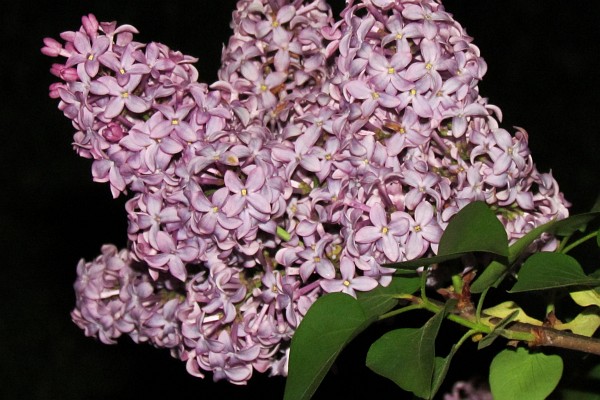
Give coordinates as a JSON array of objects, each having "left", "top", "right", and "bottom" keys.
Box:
[{"left": 503, "top": 320, "right": 600, "bottom": 356}]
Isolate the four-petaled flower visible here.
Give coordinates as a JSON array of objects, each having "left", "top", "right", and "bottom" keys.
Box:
[
  {"left": 98, "top": 74, "right": 149, "bottom": 118},
  {"left": 355, "top": 203, "right": 409, "bottom": 262},
  {"left": 320, "top": 256, "right": 378, "bottom": 298},
  {"left": 222, "top": 167, "right": 271, "bottom": 218}
]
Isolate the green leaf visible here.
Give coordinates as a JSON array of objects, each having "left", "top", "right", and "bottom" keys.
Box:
[
  {"left": 470, "top": 260, "right": 508, "bottom": 293},
  {"left": 284, "top": 293, "right": 368, "bottom": 400},
  {"left": 366, "top": 302, "right": 449, "bottom": 399},
  {"left": 437, "top": 201, "right": 508, "bottom": 257},
  {"left": 555, "top": 309, "right": 600, "bottom": 337},
  {"left": 356, "top": 276, "right": 421, "bottom": 320},
  {"left": 510, "top": 252, "right": 600, "bottom": 293},
  {"left": 366, "top": 328, "right": 433, "bottom": 398},
  {"left": 597, "top": 230, "right": 600, "bottom": 248},
  {"left": 482, "top": 301, "right": 543, "bottom": 326},
  {"left": 490, "top": 348, "right": 563, "bottom": 400},
  {"left": 571, "top": 289, "right": 600, "bottom": 308},
  {"left": 388, "top": 201, "right": 508, "bottom": 269}
]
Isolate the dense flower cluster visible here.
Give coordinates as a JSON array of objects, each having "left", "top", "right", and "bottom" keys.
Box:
[
  {"left": 71, "top": 245, "right": 184, "bottom": 351},
  {"left": 44, "top": 0, "right": 569, "bottom": 384}
]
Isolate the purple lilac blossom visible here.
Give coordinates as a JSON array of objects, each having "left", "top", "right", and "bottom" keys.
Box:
[{"left": 45, "top": 0, "right": 570, "bottom": 385}]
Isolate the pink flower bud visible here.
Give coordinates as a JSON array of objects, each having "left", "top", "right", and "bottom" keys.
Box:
[
  {"left": 49, "top": 63, "right": 78, "bottom": 81},
  {"left": 102, "top": 122, "right": 126, "bottom": 142},
  {"left": 41, "top": 37, "right": 62, "bottom": 57},
  {"left": 82, "top": 14, "right": 99, "bottom": 37},
  {"left": 48, "top": 82, "right": 63, "bottom": 99}
]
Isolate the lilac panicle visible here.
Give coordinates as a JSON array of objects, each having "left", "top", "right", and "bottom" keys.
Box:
[{"left": 47, "top": 0, "right": 570, "bottom": 385}]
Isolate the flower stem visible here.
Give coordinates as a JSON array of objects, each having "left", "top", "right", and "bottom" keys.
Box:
[
  {"left": 378, "top": 303, "right": 424, "bottom": 321},
  {"left": 560, "top": 230, "right": 599, "bottom": 254}
]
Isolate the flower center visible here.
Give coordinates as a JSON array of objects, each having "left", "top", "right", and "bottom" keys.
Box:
[
  {"left": 343, "top": 280, "right": 351, "bottom": 287},
  {"left": 260, "top": 84, "right": 268, "bottom": 92},
  {"left": 171, "top": 118, "right": 179, "bottom": 125},
  {"left": 387, "top": 67, "right": 395, "bottom": 74},
  {"left": 121, "top": 91, "right": 129, "bottom": 98},
  {"left": 241, "top": 188, "right": 248, "bottom": 196},
  {"left": 414, "top": 225, "right": 422, "bottom": 232},
  {"left": 119, "top": 68, "right": 126, "bottom": 75},
  {"left": 381, "top": 226, "right": 389, "bottom": 234},
  {"left": 371, "top": 91, "right": 380, "bottom": 99},
  {"left": 425, "top": 63, "right": 433, "bottom": 70}
]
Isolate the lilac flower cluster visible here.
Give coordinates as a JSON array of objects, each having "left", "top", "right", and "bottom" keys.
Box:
[
  {"left": 44, "top": 0, "right": 569, "bottom": 384},
  {"left": 71, "top": 245, "right": 184, "bottom": 352}
]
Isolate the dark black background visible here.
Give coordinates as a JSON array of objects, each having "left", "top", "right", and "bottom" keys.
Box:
[{"left": 2, "top": 1, "right": 599, "bottom": 399}]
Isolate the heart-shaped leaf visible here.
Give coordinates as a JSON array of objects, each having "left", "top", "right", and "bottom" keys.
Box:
[{"left": 490, "top": 348, "right": 563, "bottom": 400}]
